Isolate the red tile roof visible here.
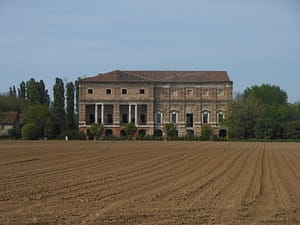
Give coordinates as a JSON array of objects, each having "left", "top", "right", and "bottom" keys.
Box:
[
  {"left": 81, "top": 70, "right": 231, "bottom": 83},
  {"left": 0, "top": 111, "right": 18, "bottom": 124}
]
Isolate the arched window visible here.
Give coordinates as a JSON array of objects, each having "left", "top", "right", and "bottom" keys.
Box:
[
  {"left": 138, "top": 129, "right": 146, "bottom": 137},
  {"left": 155, "top": 111, "right": 162, "bottom": 124},
  {"left": 120, "top": 130, "right": 126, "bottom": 137},
  {"left": 170, "top": 111, "right": 178, "bottom": 124},
  {"left": 105, "top": 129, "right": 113, "bottom": 137},
  {"left": 202, "top": 111, "right": 210, "bottom": 124},
  {"left": 217, "top": 111, "right": 225, "bottom": 124},
  {"left": 154, "top": 129, "right": 163, "bottom": 137}
]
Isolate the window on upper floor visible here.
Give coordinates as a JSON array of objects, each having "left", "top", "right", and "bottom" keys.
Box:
[
  {"left": 186, "top": 89, "right": 194, "bottom": 96},
  {"left": 140, "top": 89, "right": 145, "bottom": 94},
  {"left": 202, "top": 89, "right": 209, "bottom": 96},
  {"left": 217, "top": 89, "right": 225, "bottom": 96},
  {"left": 121, "top": 88, "right": 127, "bottom": 94},
  {"left": 172, "top": 89, "right": 178, "bottom": 96},
  {"left": 106, "top": 89, "right": 112, "bottom": 94},
  {"left": 88, "top": 89, "right": 93, "bottom": 94}
]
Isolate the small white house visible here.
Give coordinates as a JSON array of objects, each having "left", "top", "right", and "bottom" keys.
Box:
[{"left": 0, "top": 111, "right": 23, "bottom": 136}]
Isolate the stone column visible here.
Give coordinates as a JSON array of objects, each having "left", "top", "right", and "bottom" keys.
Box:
[
  {"left": 95, "top": 104, "right": 98, "bottom": 124},
  {"left": 135, "top": 104, "right": 138, "bottom": 126},
  {"left": 129, "top": 104, "right": 132, "bottom": 123},
  {"left": 101, "top": 103, "right": 104, "bottom": 124}
]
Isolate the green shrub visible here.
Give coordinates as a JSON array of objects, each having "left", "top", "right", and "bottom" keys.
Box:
[
  {"left": 59, "top": 130, "right": 87, "bottom": 140},
  {"left": 200, "top": 125, "right": 213, "bottom": 140},
  {"left": 8, "top": 128, "right": 22, "bottom": 140},
  {"left": 22, "top": 123, "right": 39, "bottom": 140}
]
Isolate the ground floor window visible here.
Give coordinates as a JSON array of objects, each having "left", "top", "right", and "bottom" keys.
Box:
[
  {"left": 156, "top": 112, "right": 162, "bottom": 124},
  {"left": 202, "top": 111, "right": 209, "bottom": 124},
  {"left": 154, "top": 129, "right": 163, "bottom": 137},
  {"left": 186, "top": 113, "right": 193, "bottom": 127}
]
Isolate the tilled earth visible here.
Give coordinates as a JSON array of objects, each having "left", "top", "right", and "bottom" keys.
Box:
[{"left": 0, "top": 141, "right": 299, "bottom": 224}]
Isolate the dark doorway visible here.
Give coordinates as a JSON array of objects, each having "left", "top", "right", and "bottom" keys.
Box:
[
  {"left": 219, "top": 129, "right": 227, "bottom": 139},
  {"left": 187, "top": 130, "right": 194, "bottom": 137},
  {"left": 120, "top": 129, "right": 127, "bottom": 137},
  {"left": 138, "top": 129, "right": 146, "bottom": 137},
  {"left": 154, "top": 129, "right": 163, "bottom": 137},
  {"left": 105, "top": 129, "right": 113, "bottom": 138}
]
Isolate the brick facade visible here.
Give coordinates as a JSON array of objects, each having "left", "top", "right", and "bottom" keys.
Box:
[{"left": 79, "top": 70, "right": 233, "bottom": 138}]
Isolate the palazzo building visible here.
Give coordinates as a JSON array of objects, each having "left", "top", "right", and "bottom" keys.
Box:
[{"left": 78, "top": 70, "right": 233, "bottom": 137}]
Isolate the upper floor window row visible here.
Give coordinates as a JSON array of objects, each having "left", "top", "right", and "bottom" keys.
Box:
[{"left": 87, "top": 88, "right": 146, "bottom": 95}]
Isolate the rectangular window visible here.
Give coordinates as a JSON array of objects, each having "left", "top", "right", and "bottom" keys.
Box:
[
  {"left": 122, "top": 114, "right": 128, "bottom": 123},
  {"left": 186, "top": 89, "right": 193, "bottom": 96},
  {"left": 88, "top": 89, "right": 93, "bottom": 94},
  {"left": 156, "top": 112, "right": 162, "bottom": 124},
  {"left": 140, "top": 114, "right": 146, "bottom": 124},
  {"left": 202, "top": 89, "right": 209, "bottom": 96},
  {"left": 203, "top": 113, "right": 209, "bottom": 124},
  {"left": 140, "top": 89, "right": 145, "bottom": 94},
  {"left": 89, "top": 114, "right": 95, "bottom": 123},
  {"left": 218, "top": 113, "right": 224, "bottom": 124},
  {"left": 122, "top": 89, "right": 127, "bottom": 94},
  {"left": 106, "top": 89, "right": 112, "bottom": 94},
  {"left": 107, "top": 114, "right": 113, "bottom": 124},
  {"left": 171, "top": 112, "right": 177, "bottom": 124},
  {"left": 217, "top": 89, "right": 225, "bottom": 96},
  {"left": 186, "top": 114, "right": 193, "bottom": 127}
]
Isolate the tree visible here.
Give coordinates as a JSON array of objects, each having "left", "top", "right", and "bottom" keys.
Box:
[
  {"left": 22, "top": 123, "right": 39, "bottom": 140},
  {"left": 243, "top": 84, "right": 288, "bottom": 105},
  {"left": 37, "top": 80, "right": 50, "bottom": 106},
  {"left": 200, "top": 125, "right": 213, "bottom": 140},
  {"left": 0, "top": 93, "right": 28, "bottom": 112},
  {"left": 24, "top": 104, "right": 49, "bottom": 138},
  {"left": 285, "top": 120, "right": 300, "bottom": 139},
  {"left": 124, "top": 122, "right": 137, "bottom": 140},
  {"left": 163, "top": 123, "right": 177, "bottom": 140},
  {"left": 26, "top": 78, "right": 41, "bottom": 104},
  {"left": 89, "top": 123, "right": 104, "bottom": 140},
  {"left": 66, "top": 82, "right": 76, "bottom": 130},
  {"left": 75, "top": 78, "right": 81, "bottom": 114},
  {"left": 224, "top": 94, "right": 264, "bottom": 139},
  {"left": 9, "top": 86, "right": 17, "bottom": 97},
  {"left": 18, "top": 81, "right": 26, "bottom": 99},
  {"left": 52, "top": 77, "right": 66, "bottom": 137}
]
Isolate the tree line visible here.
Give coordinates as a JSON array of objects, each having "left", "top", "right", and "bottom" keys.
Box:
[
  {"left": 224, "top": 84, "right": 300, "bottom": 140},
  {"left": 1, "top": 80, "right": 300, "bottom": 140},
  {"left": 0, "top": 77, "right": 85, "bottom": 140}
]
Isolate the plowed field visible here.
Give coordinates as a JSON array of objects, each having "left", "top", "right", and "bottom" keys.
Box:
[{"left": 0, "top": 141, "right": 299, "bottom": 224}]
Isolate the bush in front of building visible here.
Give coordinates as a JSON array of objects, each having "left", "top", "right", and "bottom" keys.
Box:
[
  {"left": 7, "top": 128, "right": 22, "bottom": 140},
  {"left": 22, "top": 123, "right": 40, "bottom": 140},
  {"left": 200, "top": 125, "right": 213, "bottom": 140},
  {"left": 59, "top": 130, "right": 87, "bottom": 140}
]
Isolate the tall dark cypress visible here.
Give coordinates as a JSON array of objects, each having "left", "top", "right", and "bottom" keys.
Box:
[
  {"left": 26, "top": 78, "right": 40, "bottom": 104},
  {"left": 66, "top": 82, "right": 75, "bottom": 130},
  {"left": 18, "top": 81, "right": 26, "bottom": 99},
  {"left": 52, "top": 77, "right": 65, "bottom": 136}
]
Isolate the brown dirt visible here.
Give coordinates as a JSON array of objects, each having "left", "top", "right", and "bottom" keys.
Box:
[{"left": 0, "top": 141, "right": 299, "bottom": 225}]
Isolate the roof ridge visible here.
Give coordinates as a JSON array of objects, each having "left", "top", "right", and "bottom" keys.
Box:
[{"left": 122, "top": 71, "right": 154, "bottom": 81}]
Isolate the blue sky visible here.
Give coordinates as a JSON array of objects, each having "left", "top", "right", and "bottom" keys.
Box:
[{"left": 0, "top": 0, "right": 299, "bottom": 102}]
